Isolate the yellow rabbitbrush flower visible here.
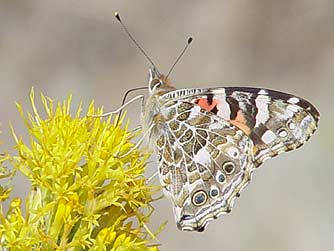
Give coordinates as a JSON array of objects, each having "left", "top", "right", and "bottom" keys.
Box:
[
  {"left": 0, "top": 152, "right": 12, "bottom": 203},
  {"left": 0, "top": 89, "right": 163, "bottom": 250}
]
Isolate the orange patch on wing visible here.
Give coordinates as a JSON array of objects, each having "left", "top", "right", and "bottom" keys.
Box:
[
  {"left": 196, "top": 98, "right": 218, "bottom": 112},
  {"left": 230, "top": 110, "right": 251, "bottom": 135}
]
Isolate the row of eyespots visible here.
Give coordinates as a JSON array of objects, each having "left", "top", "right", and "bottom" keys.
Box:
[
  {"left": 192, "top": 162, "right": 236, "bottom": 206},
  {"left": 192, "top": 183, "right": 227, "bottom": 206},
  {"left": 216, "top": 161, "right": 236, "bottom": 181},
  {"left": 192, "top": 187, "right": 220, "bottom": 206}
]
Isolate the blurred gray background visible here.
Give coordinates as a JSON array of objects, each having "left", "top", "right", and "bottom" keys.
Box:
[{"left": 0, "top": 0, "right": 333, "bottom": 250}]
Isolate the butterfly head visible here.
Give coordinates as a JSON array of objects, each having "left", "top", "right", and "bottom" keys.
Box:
[{"left": 148, "top": 67, "right": 176, "bottom": 94}]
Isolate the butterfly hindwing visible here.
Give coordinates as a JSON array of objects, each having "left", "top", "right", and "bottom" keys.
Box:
[{"left": 155, "top": 100, "right": 255, "bottom": 231}]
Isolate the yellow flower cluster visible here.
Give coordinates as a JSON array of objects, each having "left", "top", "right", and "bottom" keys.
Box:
[
  {"left": 0, "top": 90, "right": 163, "bottom": 250},
  {"left": 0, "top": 153, "right": 12, "bottom": 203}
]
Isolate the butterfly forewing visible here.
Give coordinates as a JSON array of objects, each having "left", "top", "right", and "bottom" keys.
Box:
[{"left": 163, "top": 87, "right": 319, "bottom": 166}]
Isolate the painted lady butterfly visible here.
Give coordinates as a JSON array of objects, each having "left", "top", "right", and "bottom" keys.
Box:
[
  {"left": 143, "top": 68, "right": 319, "bottom": 232},
  {"left": 111, "top": 13, "right": 320, "bottom": 232}
]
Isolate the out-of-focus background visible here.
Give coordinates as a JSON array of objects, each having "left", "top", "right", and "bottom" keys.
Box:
[{"left": 0, "top": 0, "right": 333, "bottom": 250}]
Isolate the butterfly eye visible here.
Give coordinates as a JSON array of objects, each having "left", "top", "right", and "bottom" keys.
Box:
[
  {"left": 154, "top": 81, "right": 162, "bottom": 89},
  {"left": 149, "top": 79, "right": 163, "bottom": 91},
  {"left": 192, "top": 190, "right": 207, "bottom": 206},
  {"left": 223, "top": 161, "right": 235, "bottom": 174}
]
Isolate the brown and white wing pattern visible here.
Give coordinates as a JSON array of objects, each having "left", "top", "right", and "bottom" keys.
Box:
[
  {"left": 163, "top": 87, "right": 320, "bottom": 166},
  {"left": 155, "top": 87, "right": 319, "bottom": 231},
  {"left": 155, "top": 100, "right": 255, "bottom": 231}
]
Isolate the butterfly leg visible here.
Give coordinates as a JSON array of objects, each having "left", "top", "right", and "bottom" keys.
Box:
[
  {"left": 127, "top": 96, "right": 145, "bottom": 132},
  {"left": 130, "top": 125, "right": 142, "bottom": 133},
  {"left": 89, "top": 94, "right": 144, "bottom": 118},
  {"left": 127, "top": 94, "right": 145, "bottom": 131},
  {"left": 146, "top": 171, "right": 159, "bottom": 184}
]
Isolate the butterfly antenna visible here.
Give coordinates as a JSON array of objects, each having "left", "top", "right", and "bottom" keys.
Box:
[
  {"left": 166, "top": 37, "right": 193, "bottom": 79},
  {"left": 114, "top": 12, "right": 161, "bottom": 76}
]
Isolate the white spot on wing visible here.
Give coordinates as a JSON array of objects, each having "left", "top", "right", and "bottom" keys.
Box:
[
  {"left": 294, "top": 130, "right": 302, "bottom": 140},
  {"left": 215, "top": 90, "right": 231, "bottom": 120},
  {"left": 212, "top": 88, "right": 226, "bottom": 95},
  {"left": 226, "top": 146, "right": 240, "bottom": 159},
  {"left": 300, "top": 115, "right": 313, "bottom": 129},
  {"left": 288, "top": 97, "right": 299, "bottom": 104},
  {"left": 217, "top": 101, "right": 231, "bottom": 120},
  {"left": 278, "top": 129, "right": 288, "bottom": 138},
  {"left": 281, "top": 105, "right": 300, "bottom": 120},
  {"left": 193, "top": 148, "right": 211, "bottom": 166},
  {"left": 188, "top": 106, "right": 201, "bottom": 120},
  {"left": 288, "top": 122, "right": 296, "bottom": 130},
  {"left": 255, "top": 95, "right": 270, "bottom": 127},
  {"left": 261, "top": 130, "right": 277, "bottom": 144},
  {"left": 258, "top": 89, "right": 268, "bottom": 95}
]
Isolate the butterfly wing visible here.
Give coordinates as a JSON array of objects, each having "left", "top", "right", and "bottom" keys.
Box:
[
  {"left": 162, "top": 87, "right": 320, "bottom": 166},
  {"left": 155, "top": 86, "right": 319, "bottom": 231},
  {"left": 156, "top": 99, "right": 255, "bottom": 231}
]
